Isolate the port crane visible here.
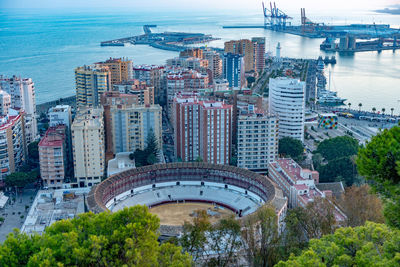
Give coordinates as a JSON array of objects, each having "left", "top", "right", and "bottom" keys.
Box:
[{"left": 262, "top": 2, "right": 292, "bottom": 30}]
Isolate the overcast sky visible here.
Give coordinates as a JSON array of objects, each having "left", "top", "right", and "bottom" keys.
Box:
[
  {"left": 1, "top": 0, "right": 399, "bottom": 12},
  {"left": 0, "top": 0, "right": 400, "bottom": 10}
]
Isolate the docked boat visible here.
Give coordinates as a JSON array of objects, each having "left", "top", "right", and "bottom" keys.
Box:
[
  {"left": 317, "top": 69, "right": 346, "bottom": 105},
  {"left": 318, "top": 90, "right": 346, "bottom": 104}
]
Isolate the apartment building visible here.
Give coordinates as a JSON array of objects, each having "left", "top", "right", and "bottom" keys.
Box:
[
  {"left": 75, "top": 65, "right": 111, "bottom": 107},
  {"left": 113, "top": 80, "right": 154, "bottom": 105},
  {"left": 268, "top": 158, "right": 346, "bottom": 222},
  {"left": 95, "top": 57, "right": 133, "bottom": 85},
  {"left": 237, "top": 106, "right": 278, "bottom": 173},
  {"left": 269, "top": 77, "right": 306, "bottom": 142},
  {"left": 0, "top": 76, "right": 37, "bottom": 144},
  {"left": 173, "top": 95, "right": 232, "bottom": 165},
  {"left": 0, "top": 111, "right": 25, "bottom": 180},
  {"left": 223, "top": 53, "right": 244, "bottom": 89},
  {"left": 71, "top": 107, "right": 105, "bottom": 187},
  {"left": 132, "top": 65, "right": 165, "bottom": 104},
  {"left": 39, "top": 125, "right": 67, "bottom": 189}
]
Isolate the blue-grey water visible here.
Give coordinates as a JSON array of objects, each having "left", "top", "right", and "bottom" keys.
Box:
[{"left": 0, "top": 9, "right": 399, "bottom": 113}]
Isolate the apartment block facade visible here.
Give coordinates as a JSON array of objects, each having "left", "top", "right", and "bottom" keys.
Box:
[
  {"left": 71, "top": 108, "right": 105, "bottom": 187},
  {"left": 0, "top": 76, "right": 37, "bottom": 145},
  {"left": 173, "top": 95, "right": 232, "bottom": 165},
  {"left": 269, "top": 77, "right": 306, "bottom": 142},
  {"left": 237, "top": 107, "right": 278, "bottom": 173},
  {"left": 39, "top": 125, "right": 67, "bottom": 189},
  {"left": 75, "top": 66, "right": 111, "bottom": 107},
  {"left": 0, "top": 112, "right": 25, "bottom": 180},
  {"left": 95, "top": 57, "right": 133, "bottom": 85}
]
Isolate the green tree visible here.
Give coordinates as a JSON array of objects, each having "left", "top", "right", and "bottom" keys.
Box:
[
  {"left": 276, "top": 222, "right": 400, "bottom": 267},
  {"left": 315, "top": 136, "right": 359, "bottom": 161},
  {"left": 28, "top": 141, "right": 39, "bottom": 161},
  {"left": 318, "top": 156, "right": 358, "bottom": 186},
  {"left": 357, "top": 125, "right": 400, "bottom": 228},
  {"left": 278, "top": 137, "right": 304, "bottom": 161},
  {"left": 130, "top": 129, "right": 160, "bottom": 167},
  {"left": 5, "top": 172, "right": 36, "bottom": 188},
  {"left": 0, "top": 206, "right": 191, "bottom": 266}
]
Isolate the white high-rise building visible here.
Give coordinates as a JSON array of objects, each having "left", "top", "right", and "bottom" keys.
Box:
[
  {"left": 269, "top": 77, "right": 305, "bottom": 142},
  {"left": 0, "top": 90, "right": 11, "bottom": 116},
  {"left": 71, "top": 107, "right": 105, "bottom": 187},
  {"left": 237, "top": 106, "right": 278, "bottom": 173},
  {"left": 0, "top": 76, "right": 37, "bottom": 144},
  {"left": 49, "top": 105, "right": 72, "bottom": 130}
]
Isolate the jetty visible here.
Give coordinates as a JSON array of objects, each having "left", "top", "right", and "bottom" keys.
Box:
[{"left": 101, "top": 25, "right": 220, "bottom": 52}]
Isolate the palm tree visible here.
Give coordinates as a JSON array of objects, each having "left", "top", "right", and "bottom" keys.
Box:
[
  {"left": 382, "top": 108, "right": 386, "bottom": 115},
  {"left": 391, "top": 108, "right": 394, "bottom": 116},
  {"left": 358, "top": 103, "right": 362, "bottom": 112},
  {"left": 372, "top": 107, "right": 376, "bottom": 114},
  {"left": 348, "top": 103, "right": 351, "bottom": 111}
]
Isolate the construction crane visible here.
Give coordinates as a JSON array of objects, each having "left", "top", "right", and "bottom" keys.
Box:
[{"left": 262, "top": 2, "right": 292, "bottom": 30}]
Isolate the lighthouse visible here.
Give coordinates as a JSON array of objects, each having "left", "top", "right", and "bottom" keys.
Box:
[{"left": 275, "top": 42, "right": 282, "bottom": 63}]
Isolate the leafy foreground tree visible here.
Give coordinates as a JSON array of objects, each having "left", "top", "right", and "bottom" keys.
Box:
[
  {"left": 357, "top": 124, "right": 400, "bottom": 228},
  {"left": 338, "top": 184, "right": 384, "bottom": 227},
  {"left": 179, "top": 210, "right": 242, "bottom": 266},
  {"left": 278, "top": 137, "right": 304, "bottom": 161},
  {"left": 276, "top": 222, "right": 400, "bottom": 266},
  {"left": 0, "top": 206, "right": 191, "bottom": 266}
]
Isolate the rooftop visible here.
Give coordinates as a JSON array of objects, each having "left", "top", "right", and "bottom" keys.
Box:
[
  {"left": 38, "top": 125, "right": 66, "bottom": 148},
  {"left": 21, "top": 188, "right": 90, "bottom": 235},
  {"left": 107, "top": 152, "right": 136, "bottom": 177}
]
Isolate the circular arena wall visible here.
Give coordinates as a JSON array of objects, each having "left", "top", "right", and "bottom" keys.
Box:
[{"left": 86, "top": 162, "right": 277, "bottom": 216}]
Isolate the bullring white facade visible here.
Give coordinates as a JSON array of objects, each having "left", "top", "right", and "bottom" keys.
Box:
[{"left": 269, "top": 77, "right": 305, "bottom": 142}]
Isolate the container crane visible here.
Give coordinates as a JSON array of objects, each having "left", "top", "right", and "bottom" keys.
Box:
[{"left": 262, "top": 2, "right": 292, "bottom": 30}]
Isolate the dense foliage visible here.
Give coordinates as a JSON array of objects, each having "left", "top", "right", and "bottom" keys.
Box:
[
  {"left": 315, "top": 136, "right": 359, "bottom": 161},
  {"left": 130, "top": 130, "right": 159, "bottom": 167},
  {"left": 314, "top": 136, "right": 360, "bottom": 186},
  {"left": 278, "top": 137, "right": 304, "bottom": 161},
  {"left": 4, "top": 172, "right": 37, "bottom": 188},
  {"left": 0, "top": 206, "right": 191, "bottom": 266},
  {"left": 357, "top": 125, "right": 400, "bottom": 228},
  {"left": 275, "top": 222, "right": 400, "bottom": 266}
]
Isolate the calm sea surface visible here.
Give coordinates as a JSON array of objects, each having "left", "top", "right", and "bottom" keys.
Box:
[{"left": 0, "top": 9, "right": 399, "bottom": 113}]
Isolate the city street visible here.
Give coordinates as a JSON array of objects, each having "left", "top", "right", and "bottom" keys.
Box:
[{"left": 0, "top": 189, "right": 37, "bottom": 243}]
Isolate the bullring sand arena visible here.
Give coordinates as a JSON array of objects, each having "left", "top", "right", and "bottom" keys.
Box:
[{"left": 149, "top": 202, "right": 235, "bottom": 225}]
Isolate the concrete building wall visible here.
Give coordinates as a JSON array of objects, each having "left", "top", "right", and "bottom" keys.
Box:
[
  {"left": 75, "top": 66, "right": 111, "bottom": 107},
  {"left": 71, "top": 108, "right": 105, "bottom": 187},
  {"left": 237, "top": 113, "right": 278, "bottom": 173},
  {"left": 269, "top": 77, "right": 305, "bottom": 142}
]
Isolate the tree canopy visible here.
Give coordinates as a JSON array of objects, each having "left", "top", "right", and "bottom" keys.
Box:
[
  {"left": 315, "top": 136, "right": 359, "bottom": 161},
  {"left": 275, "top": 222, "right": 400, "bottom": 267},
  {"left": 28, "top": 141, "right": 39, "bottom": 161},
  {"left": 278, "top": 137, "right": 304, "bottom": 161},
  {"left": 130, "top": 129, "right": 160, "bottom": 167},
  {"left": 357, "top": 125, "right": 400, "bottom": 228},
  {"left": 314, "top": 136, "right": 360, "bottom": 186},
  {"left": 0, "top": 206, "right": 191, "bottom": 266},
  {"left": 5, "top": 172, "right": 37, "bottom": 188}
]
